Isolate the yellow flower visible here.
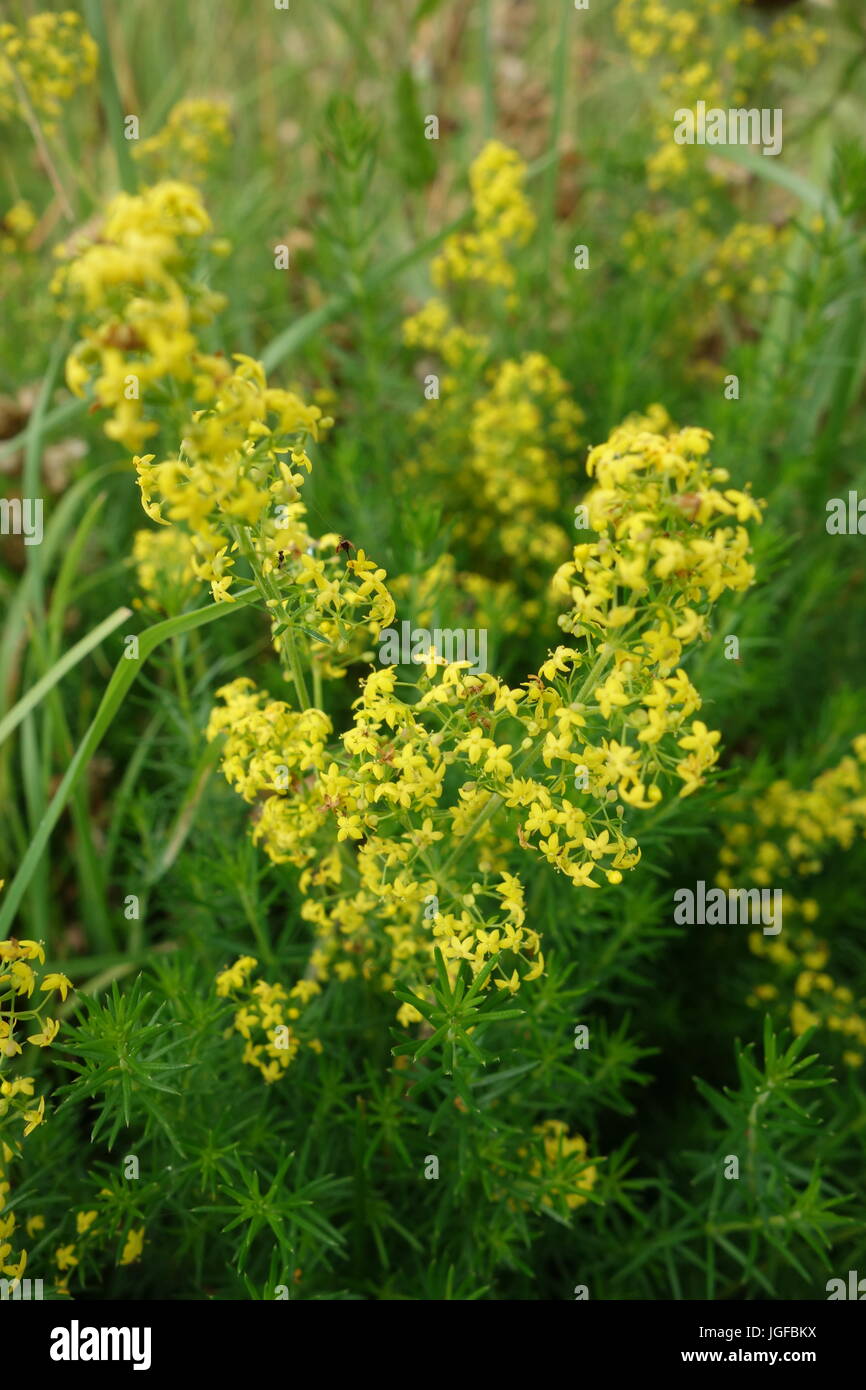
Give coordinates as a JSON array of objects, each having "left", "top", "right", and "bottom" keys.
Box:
[
  {"left": 8, "top": 960, "right": 35, "bottom": 996},
  {"left": 27, "top": 1017, "right": 60, "bottom": 1048},
  {"left": 22, "top": 1095, "right": 45, "bottom": 1136},
  {"left": 431, "top": 141, "right": 536, "bottom": 293},
  {"left": 678, "top": 721, "right": 721, "bottom": 763},
  {"left": 215, "top": 956, "right": 258, "bottom": 996},
  {"left": 41, "top": 971, "right": 74, "bottom": 1001},
  {"left": 76, "top": 1210, "right": 98, "bottom": 1236},
  {"left": 15, "top": 939, "right": 44, "bottom": 963},
  {"left": 1, "top": 1248, "right": 26, "bottom": 1281},
  {"left": 120, "top": 1226, "right": 145, "bottom": 1266}
]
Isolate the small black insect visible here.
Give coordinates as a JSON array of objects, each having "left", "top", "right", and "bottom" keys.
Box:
[{"left": 335, "top": 537, "right": 355, "bottom": 556}]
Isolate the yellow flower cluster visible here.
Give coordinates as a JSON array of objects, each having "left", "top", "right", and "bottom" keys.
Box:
[
  {"left": 718, "top": 738, "right": 866, "bottom": 906},
  {"left": 134, "top": 98, "right": 232, "bottom": 180},
  {"left": 135, "top": 355, "right": 394, "bottom": 683},
  {"left": 133, "top": 353, "right": 327, "bottom": 595},
  {"left": 48, "top": 1207, "right": 103, "bottom": 1289},
  {"left": 132, "top": 526, "right": 198, "bottom": 615},
  {"left": 1, "top": 199, "right": 36, "bottom": 256},
  {"left": 615, "top": 0, "right": 826, "bottom": 192},
  {"left": 0, "top": 937, "right": 71, "bottom": 1061},
  {"left": 54, "top": 181, "right": 230, "bottom": 451},
  {"left": 209, "top": 664, "right": 544, "bottom": 1016},
  {"left": 719, "top": 737, "right": 866, "bottom": 1064},
  {"left": 492, "top": 1121, "right": 599, "bottom": 1216},
  {"left": 0, "top": 937, "right": 72, "bottom": 1292},
  {"left": 431, "top": 140, "right": 536, "bottom": 298},
  {"left": 207, "top": 680, "right": 333, "bottom": 864},
  {"left": 553, "top": 419, "right": 762, "bottom": 797},
  {"left": 528, "top": 1120, "right": 598, "bottom": 1212},
  {"left": 0, "top": 11, "right": 97, "bottom": 133},
  {"left": 648, "top": 59, "right": 725, "bottom": 193},
  {"left": 209, "top": 426, "right": 761, "bottom": 1057},
  {"left": 56, "top": 1214, "right": 144, "bottom": 1294},
  {"left": 15, "top": 1198, "right": 142, "bottom": 1297},
  {"left": 704, "top": 220, "right": 782, "bottom": 301},
  {"left": 466, "top": 353, "right": 584, "bottom": 567},
  {"left": 621, "top": 208, "right": 786, "bottom": 370},
  {"left": 616, "top": 0, "right": 825, "bottom": 80},
  {"left": 402, "top": 143, "right": 584, "bottom": 626},
  {"left": 402, "top": 296, "right": 488, "bottom": 373},
  {"left": 215, "top": 955, "right": 322, "bottom": 1083},
  {"left": 725, "top": 8, "right": 828, "bottom": 80},
  {"left": 748, "top": 927, "right": 866, "bottom": 1070},
  {"left": 0, "top": 1198, "right": 106, "bottom": 1299},
  {"left": 403, "top": 298, "right": 584, "bottom": 618},
  {"left": 615, "top": 0, "right": 709, "bottom": 66}
]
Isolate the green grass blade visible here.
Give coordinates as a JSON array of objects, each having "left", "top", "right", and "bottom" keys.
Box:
[
  {"left": 0, "top": 589, "right": 260, "bottom": 939},
  {"left": 0, "top": 606, "right": 131, "bottom": 748}
]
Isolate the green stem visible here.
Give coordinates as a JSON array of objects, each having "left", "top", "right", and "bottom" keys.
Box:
[{"left": 238, "top": 880, "right": 275, "bottom": 966}]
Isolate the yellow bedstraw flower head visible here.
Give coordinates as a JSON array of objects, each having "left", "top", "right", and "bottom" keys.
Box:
[
  {"left": 214, "top": 959, "right": 321, "bottom": 1082},
  {"left": 215, "top": 955, "right": 258, "bottom": 997},
  {"left": 132, "top": 526, "right": 198, "bottom": 615},
  {"left": 722, "top": 737, "right": 866, "bottom": 1062},
  {"left": 401, "top": 142, "right": 587, "bottom": 621},
  {"left": 1, "top": 199, "right": 37, "bottom": 256},
  {"left": 128, "top": 357, "right": 398, "bottom": 665},
  {"left": 400, "top": 341, "right": 585, "bottom": 610},
  {"left": 615, "top": 0, "right": 825, "bottom": 191},
  {"left": 54, "top": 181, "right": 229, "bottom": 451},
  {"left": 531, "top": 1121, "right": 598, "bottom": 1211},
  {"left": 133, "top": 97, "right": 232, "bottom": 180},
  {"left": 0, "top": 12, "right": 98, "bottom": 131},
  {"left": 495, "top": 1122, "right": 600, "bottom": 1216}
]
